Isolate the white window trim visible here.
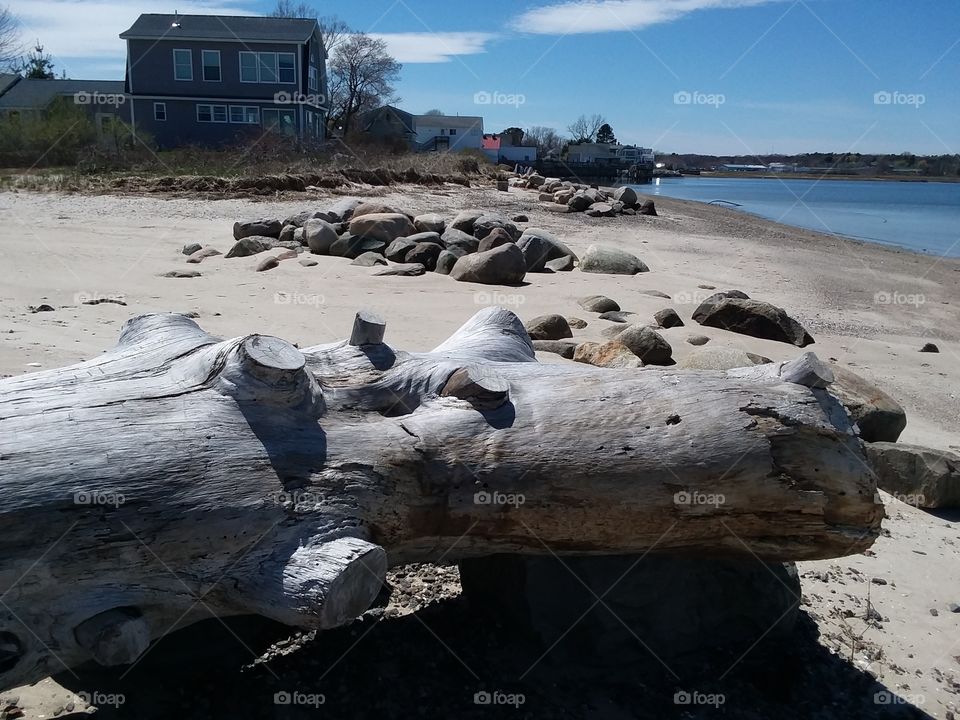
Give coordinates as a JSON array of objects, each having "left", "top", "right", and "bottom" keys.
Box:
[
  {"left": 278, "top": 51, "right": 296, "bottom": 84},
  {"left": 237, "top": 51, "right": 297, "bottom": 84},
  {"left": 201, "top": 49, "right": 221, "bottom": 82},
  {"left": 239, "top": 51, "right": 258, "bottom": 83},
  {"left": 153, "top": 102, "right": 166, "bottom": 121},
  {"left": 196, "top": 103, "right": 228, "bottom": 123},
  {"left": 229, "top": 105, "right": 260, "bottom": 125},
  {"left": 173, "top": 48, "right": 192, "bottom": 81}
]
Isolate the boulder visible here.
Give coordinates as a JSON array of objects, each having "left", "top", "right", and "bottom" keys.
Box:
[
  {"left": 693, "top": 297, "right": 814, "bottom": 347},
  {"left": 298, "top": 257, "right": 318, "bottom": 267},
  {"left": 678, "top": 346, "right": 757, "bottom": 371},
  {"left": 293, "top": 227, "right": 305, "bottom": 245},
  {"left": 351, "top": 202, "right": 399, "bottom": 219},
  {"left": 449, "top": 243, "right": 526, "bottom": 286},
  {"left": 512, "top": 214, "right": 529, "bottom": 223},
  {"left": 441, "top": 228, "right": 480, "bottom": 255},
  {"left": 233, "top": 218, "right": 281, "bottom": 240},
  {"left": 304, "top": 218, "right": 339, "bottom": 255},
  {"left": 566, "top": 317, "right": 588, "bottom": 329},
  {"left": 186, "top": 247, "right": 221, "bottom": 264},
  {"left": 329, "top": 235, "right": 386, "bottom": 259},
  {"left": 348, "top": 213, "right": 416, "bottom": 244},
  {"left": 477, "top": 227, "right": 514, "bottom": 254},
  {"left": 920, "top": 343, "right": 940, "bottom": 353},
  {"left": 527, "top": 174, "right": 546, "bottom": 188},
  {"left": 413, "top": 213, "right": 446, "bottom": 234},
  {"left": 866, "top": 442, "right": 960, "bottom": 509},
  {"left": 598, "top": 310, "right": 635, "bottom": 323},
  {"left": 384, "top": 238, "right": 417, "bottom": 262},
  {"left": 639, "top": 290, "right": 672, "bottom": 299},
  {"left": 473, "top": 214, "right": 519, "bottom": 240},
  {"left": 350, "top": 252, "right": 387, "bottom": 267},
  {"left": 544, "top": 256, "right": 574, "bottom": 272},
  {"left": 517, "top": 228, "right": 579, "bottom": 270},
  {"left": 638, "top": 199, "right": 657, "bottom": 216},
  {"left": 573, "top": 341, "right": 643, "bottom": 369},
  {"left": 225, "top": 236, "right": 273, "bottom": 258},
  {"left": 532, "top": 340, "right": 578, "bottom": 359},
  {"left": 613, "top": 186, "right": 638, "bottom": 205},
  {"left": 373, "top": 263, "right": 426, "bottom": 277},
  {"left": 687, "top": 334, "right": 710, "bottom": 346},
  {"left": 585, "top": 202, "right": 615, "bottom": 218},
  {"left": 255, "top": 255, "right": 280, "bottom": 272},
  {"left": 403, "top": 231, "right": 443, "bottom": 245},
  {"left": 829, "top": 365, "right": 907, "bottom": 442},
  {"left": 579, "top": 245, "right": 649, "bottom": 275},
  {"left": 600, "top": 324, "right": 627, "bottom": 340},
  {"left": 450, "top": 209, "right": 484, "bottom": 235},
  {"left": 578, "top": 295, "right": 619, "bottom": 313},
  {"left": 691, "top": 290, "right": 752, "bottom": 321},
  {"left": 617, "top": 325, "right": 673, "bottom": 365},
  {"left": 525, "top": 314, "right": 573, "bottom": 341},
  {"left": 654, "top": 308, "right": 684, "bottom": 328},
  {"left": 182, "top": 242, "right": 202, "bottom": 256},
  {"left": 405, "top": 242, "right": 444, "bottom": 271},
  {"left": 435, "top": 249, "right": 463, "bottom": 276},
  {"left": 278, "top": 224, "right": 298, "bottom": 244},
  {"left": 275, "top": 249, "right": 298, "bottom": 261},
  {"left": 325, "top": 198, "right": 362, "bottom": 223},
  {"left": 161, "top": 270, "right": 201, "bottom": 278},
  {"left": 567, "top": 194, "right": 592, "bottom": 212}
]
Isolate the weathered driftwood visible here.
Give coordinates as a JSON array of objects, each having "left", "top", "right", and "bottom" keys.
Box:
[{"left": 0, "top": 307, "right": 882, "bottom": 689}]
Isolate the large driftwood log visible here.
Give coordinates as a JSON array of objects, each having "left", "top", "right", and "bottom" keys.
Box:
[{"left": 0, "top": 307, "right": 881, "bottom": 689}]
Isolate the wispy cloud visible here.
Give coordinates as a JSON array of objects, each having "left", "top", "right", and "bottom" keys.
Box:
[
  {"left": 513, "top": 0, "right": 786, "bottom": 35},
  {"left": 371, "top": 32, "right": 498, "bottom": 64}
]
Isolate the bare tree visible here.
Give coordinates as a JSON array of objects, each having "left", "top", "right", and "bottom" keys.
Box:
[
  {"left": 525, "top": 126, "right": 565, "bottom": 156},
  {"left": 566, "top": 113, "right": 606, "bottom": 144},
  {"left": 423, "top": 108, "right": 444, "bottom": 116},
  {"left": 0, "top": 5, "right": 21, "bottom": 65},
  {"left": 270, "top": 2, "right": 350, "bottom": 56},
  {"left": 328, "top": 34, "right": 401, "bottom": 135}
]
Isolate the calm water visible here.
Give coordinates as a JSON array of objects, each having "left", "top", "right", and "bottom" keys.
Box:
[{"left": 634, "top": 176, "right": 960, "bottom": 257}]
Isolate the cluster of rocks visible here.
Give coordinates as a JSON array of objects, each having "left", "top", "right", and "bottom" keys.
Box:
[{"left": 511, "top": 175, "right": 658, "bottom": 218}]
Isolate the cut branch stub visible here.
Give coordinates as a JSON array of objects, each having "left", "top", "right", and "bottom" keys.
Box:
[
  {"left": 349, "top": 311, "right": 386, "bottom": 346},
  {"left": 440, "top": 367, "right": 511, "bottom": 410}
]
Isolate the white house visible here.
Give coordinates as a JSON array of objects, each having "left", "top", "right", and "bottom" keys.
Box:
[
  {"left": 413, "top": 113, "right": 484, "bottom": 152},
  {"left": 566, "top": 143, "right": 654, "bottom": 165}
]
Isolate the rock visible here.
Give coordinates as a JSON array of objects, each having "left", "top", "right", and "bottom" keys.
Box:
[
  {"left": 920, "top": 343, "right": 940, "bottom": 353},
  {"left": 613, "top": 186, "right": 638, "bottom": 205},
  {"left": 274, "top": 249, "right": 298, "bottom": 261},
  {"left": 450, "top": 243, "right": 526, "bottom": 286},
  {"left": 29, "top": 304, "right": 55, "bottom": 313},
  {"left": 498, "top": 180, "right": 510, "bottom": 192},
  {"left": 512, "top": 214, "right": 529, "bottom": 223},
  {"left": 527, "top": 174, "right": 546, "bottom": 188},
  {"left": 567, "top": 194, "right": 592, "bottom": 212},
  {"left": 373, "top": 263, "right": 426, "bottom": 277},
  {"left": 233, "top": 218, "right": 281, "bottom": 240},
  {"left": 566, "top": 317, "right": 588, "bottom": 329},
  {"left": 477, "top": 227, "right": 514, "bottom": 254},
  {"left": 544, "top": 256, "right": 574, "bottom": 272},
  {"left": 638, "top": 199, "right": 657, "bottom": 216},
  {"left": 458, "top": 555, "right": 800, "bottom": 668},
  {"left": 525, "top": 314, "right": 573, "bottom": 341},
  {"left": 600, "top": 324, "right": 626, "bottom": 340},
  {"left": 351, "top": 252, "right": 387, "bottom": 267},
  {"left": 690, "top": 290, "right": 752, "bottom": 321},
  {"left": 161, "top": 270, "right": 201, "bottom": 278},
  {"left": 829, "top": 365, "right": 907, "bottom": 442},
  {"left": 654, "top": 307, "right": 684, "bottom": 328},
  {"left": 329, "top": 235, "right": 386, "bottom": 259},
  {"left": 622, "top": 207, "right": 636, "bottom": 216},
  {"left": 599, "top": 310, "right": 636, "bottom": 323},
  {"left": 413, "top": 213, "right": 446, "bottom": 234},
  {"left": 293, "top": 227, "right": 305, "bottom": 245},
  {"left": 517, "top": 228, "right": 578, "bottom": 271},
  {"left": 450, "top": 209, "right": 484, "bottom": 235},
  {"left": 278, "top": 224, "right": 298, "bottom": 244},
  {"left": 351, "top": 202, "right": 399, "bottom": 219},
  {"left": 435, "top": 249, "right": 462, "bottom": 275},
  {"left": 866, "top": 442, "right": 960, "bottom": 509},
  {"left": 304, "top": 218, "right": 339, "bottom": 255},
  {"left": 405, "top": 242, "right": 444, "bottom": 271},
  {"left": 182, "top": 242, "right": 202, "bottom": 256},
  {"left": 578, "top": 295, "right": 620, "bottom": 313},
  {"left": 298, "top": 257, "right": 318, "bottom": 267},
  {"left": 617, "top": 325, "right": 673, "bottom": 365},
  {"left": 440, "top": 227, "right": 480, "bottom": 255},
  {"left": 585, "top": 202, "right": 615, "bottom": 218},
  {"left": 639, "top": 289, "right": 672, "bottom": 299},
  {"left": 693, "top": 296, "right": 814, "bottom": 347},
  {"left": 349, "top": 213, "right": 416, "bottom": 244},
  {"left": 255, "top": 255, "right": 280, "bottom": 272},
  {"left": 186, "top": 247, "right": 222, "bottom": 264},
  {"left": 579, "top": 245, "right": 649, "bottom": 275},
  {"left": 686, "top": 334, "right": 710, "bottom": 346},
  {"left": 532, "top": 340, "right": 578, "bottom": 359},
  {"left": 573, "top": 341, "right": 643, "bottom": 369},
  {"left": 283, "top": 210, "right": 330, "bottom": 227},
  {"left": 473, "top": 214, "right": 519, "bottom": 240},
  {"left": 325, "top": 198, "right": 362, "bottom": 223},
  {"left": 678, "top": 346, "right": 757, "bottom": 371},
  {"left": 385, "top": 238, "right": 417, "bottom": 262}
]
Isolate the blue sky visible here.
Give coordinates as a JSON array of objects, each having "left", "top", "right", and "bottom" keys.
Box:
[{"left": 8, "top": 0, "right": 960, "bottom": 154}]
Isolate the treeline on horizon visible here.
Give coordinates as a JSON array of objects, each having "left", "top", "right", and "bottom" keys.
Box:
[{"left": 656, "top": 152, "right": 960, "bottom": 177}]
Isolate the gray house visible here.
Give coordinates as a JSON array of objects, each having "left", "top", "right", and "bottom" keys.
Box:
[
  {"left": 119, "top": 13, "right": 328, "bottom": 148},
  {"left": 0, "top": 76, "right": 131, "bottom": 135}
]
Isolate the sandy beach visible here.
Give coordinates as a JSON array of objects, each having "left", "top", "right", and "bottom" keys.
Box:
[{"left": 0, "top": 183, "right": 958, "bottom": 718}]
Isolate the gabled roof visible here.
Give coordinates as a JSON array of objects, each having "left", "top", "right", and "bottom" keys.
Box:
[
  {"left": 0, "top": 73, "right": 19, "bottom": 97},
  {"left": 414, "top": 114, "right": 483, "bottom": 129},
  {"left": 120, "top": 14, "right": 318, "bottom": 43},
  {"left": 0, "top": 79, "right": 125, "bottom": 110},
  {"left": 358, "top": 105, "right": 416, "bottom": 135}
]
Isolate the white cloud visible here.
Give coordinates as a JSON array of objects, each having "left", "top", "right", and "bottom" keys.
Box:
[
  {"left": 371, "top": 32, "right": 497, "bottom": 63},
  {"left": 513, "top": 0, "right": 784, "bottom": 35}
]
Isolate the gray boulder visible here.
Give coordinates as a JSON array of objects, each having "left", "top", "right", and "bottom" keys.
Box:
[
  {"left": 532, "top": 340, "right": 578, "bottom": 359},
  {"left": 450, "top": 243, "right": 526, "bottom": 285},
  {"left": 585, "top": 202, "right": 615, "bottom": 218},
  {"left": 414, "top": 213, "right": 446, "bottom": 234},
  {"left": 385, "top": 238, "right": 417, "bottom": 262},
  {"left": 473, "top": 214, "right": 519, "bottom": 240},
  {"left": 348, "top": 213, "right": 416, "bottom": 244},
  {"left": 405, "top": 242, "right": 444, "bottom": 271},
  {"left": 866, "top": 442, "right": 960, "bottom": 509},
  {"left": 182, "top": 242, "right": 202, "bottom": 256},
  {"left": 525, "top": 314, "right": 573, "bottom": 341},
  {"left": 477, "top": 227, "right": 514, "bottom": 254},
  {"left": 441, "top": 227, "right": 480, "bottom": 254},
  {"left": 654, "top": 308, "right": 684, "bottom": 328},
  {"left": 450, "top": 209, "right": 484, "bottom": 235},
  {"left": 573, "top": 341, "right": 643, "bottom": 369},
  {"left": 351, "top": 252, "right": 387, "bottom": 267},
  {"left": 233, "top": 218, "right": 281, "bottom": 240},
  {"left": 578, "top": 295, "right": 619, "bottom": 313},
  {"left": 693, "top": 295, "right": 813, "bottom": 347},
  {"left": 567, "top": 194, "right": 592, "bottom": 212},
  {"left": 225, "top": 236, "right": 273, "bottom": 258},
  {"left": 678, "top": 346, "right": 757, "bottom": 371},
  {"left": 517, "top": 228, "right": 578, "bottom": 270},
  {"left": 687, "top": 334, "right": 710, "bottom": 346},
  {"left": 829, "top": 365, "right": 907, "bottom": 442},
  {"left": 435, "top": 249, "right": 464, "bottom": 275},
  {"left": 329, "top": 235, "right": 385, "bottom": 259},
  {"left": 304, "top": 218, "right": 339, "bottom": 255},
  {"left": 545, "top": 256, "right": 574, "bottom": 272},
  {"left": 617, "top": 325, "right": 673, "bottom": 365},
  {"left": 613, "top": 186, "right": 638, "bottom": 205},
  {"left": 325, "top": 198, "right": 362, "bottom": 223},
  {"left": 638, "top": 199, "right": 657, "bottom": 216},
  {"left": 278, "top": 224, "right": 298, "bottom": 244},
  {"left": 598, "top": 310, "right": 635, "bottom": 323},
  {"left": 373, "top": 263, "right": 426, "bottom": 277},
  {"left": 579, "top": 245, "right": 649, "bottom": 275}
]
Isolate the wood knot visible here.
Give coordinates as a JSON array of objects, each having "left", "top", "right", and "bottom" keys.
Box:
[{"left": 441, "top": 367, "right": 510, "bottom": 410}]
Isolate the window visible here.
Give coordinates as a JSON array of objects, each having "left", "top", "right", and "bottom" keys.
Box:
[
  {"left": 258, "top": 53, "right": 278, "bottom": 83},
  {"left": 173, "top": 49, "right": 192, "bottom": 81},
  {"left": 449, "top": 129, "right": 457, "bottom": 136},
  {"left": 278, "top": 53, "right": 296, "bottom": 83},
  {"left": 229, "top": 105, "right": 260, "bottom": 124},
  {"left": 262, "top": 108, "right": 296, "bottom": 135},
  {"left": 240, "top": 51, "right": 258, "bottom": 82},
  {"left": 154, "top": 102, "right": 166, "bottom": 121},
  {"left": 308, "top": 65, "right": 318, "bottom": 93},
  {"left": 202, "top": 50, "right": 221, "bottom": 82},
  {"left": 197, "top": 104, "right": 227, "bottom": 123}
]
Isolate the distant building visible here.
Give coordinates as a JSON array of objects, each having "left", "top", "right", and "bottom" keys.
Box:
[
  {"left": 481, "top": 131, "right": 537, "bottom": 164},
  {"left": 355, "top": 105, "right": 417, "bottom": 148},
  {"left": 0, "top": 76, "right": 131, "bottom": 139},
  {"left": 565, "top": 143, "right": 653, "bottom": 166},
  {"left": 413, "top": 113, "right": 483, "bottom": 151},
  {"left": 719, "top": 164, "right": 767, "bottom": 172}
]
